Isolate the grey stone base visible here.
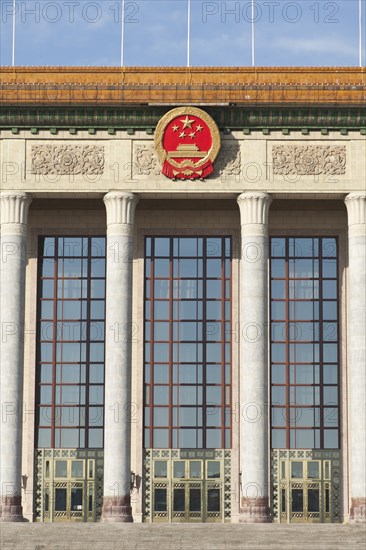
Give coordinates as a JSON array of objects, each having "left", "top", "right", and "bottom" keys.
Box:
[
  {"left": 350, "top": 498, "right": 366, "bottom": 524},
  {"left": 0, "top": 496, "right": 24, "bottom": 522},
  {"left": 101, "top": 496, "right": 133, "bottom": 523},
  {"left": 239, "top": 497, "right": 271, "bottom": 523}
]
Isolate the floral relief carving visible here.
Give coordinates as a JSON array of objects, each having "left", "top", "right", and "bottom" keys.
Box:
[
  {"left": 134, "top": 145, "right": 161, "bottom": 175},
  {"left": 215, "top": 142, "right": 241, "bottom": 175},
  {"left": 31, "top": 145, "right": 105, "bottom": 175},
  {"left": 273, "top": 145, "right": 346, "bottom": 176}
]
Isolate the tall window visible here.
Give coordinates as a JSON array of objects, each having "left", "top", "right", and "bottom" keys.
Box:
[
  {"left": 270, "top": 237, "right": 339, "bottom": 449},
  {"left": 144, "top": 237, "right": 232, "bottom": 449},
  {"left": 36, "top": 237, "right": 106, "bottom": 449}
]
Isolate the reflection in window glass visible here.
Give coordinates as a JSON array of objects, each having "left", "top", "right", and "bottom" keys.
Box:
[
  {"left": 144, "top": 237, "right": 231, "bottom": 449},
  {"left": 271, "top": 237, "right": 339, "bottom": 450}
]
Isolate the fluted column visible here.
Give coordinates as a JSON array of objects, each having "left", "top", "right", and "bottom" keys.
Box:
[
  {"left": 237, "top": 192, "right": 272, "bottom": 523},
  {"left": 0, "top": 192, "right": 32, "bottom": 522},
  {"left": 101, "top": 191, "right": 139, "bottom": 522},
  {"left": 344, "top": 193, "right": 366, "bottom": 524}
]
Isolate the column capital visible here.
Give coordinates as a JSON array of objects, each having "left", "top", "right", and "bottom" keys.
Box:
[
  {"left": 344, "top": 193, "right": 366, "bottom": 237},
  {"left": 103, "top": 192, "right": 139, "bottom": 236},
  {"left": 0, "top": 192, "right": 32, "bottom": 237},
  {"left": 237, "top": 192, "right": 272, "bottom": 236}
]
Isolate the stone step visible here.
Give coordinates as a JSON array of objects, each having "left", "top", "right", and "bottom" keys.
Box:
[{"left": 1, "top": 524, "right": 366, "bottom": 550}]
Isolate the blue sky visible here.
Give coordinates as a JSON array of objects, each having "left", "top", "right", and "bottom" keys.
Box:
[{"left": 1, "top": 0, "right": 365, "bottom": 66}]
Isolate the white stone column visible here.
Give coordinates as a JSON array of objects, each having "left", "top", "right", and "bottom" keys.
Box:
[
  {"left": 0, "top": 192, "right": 31, "bottom": 522},
  {"left": 237, "top": 192, "right": 272, "bottom": 523},
  {"left": 101, "top": 191, "right": 139, "bottom": 522},
  {"left": 344, "top": 193, "right": 366, "bottom": 524}
]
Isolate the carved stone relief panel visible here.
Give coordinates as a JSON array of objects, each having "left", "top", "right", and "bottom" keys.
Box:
[
  {"left": 133, "top": 144, "right": 161, "bottom": 176},
  {"left": 31, "top": 145, "right": 105, "bottom": 175},
  {"left": 273, "top": 145, "right": 346, "bottom": 176},
  {"left": 215, "top": 141, "right": 241, "bottom": 176}
]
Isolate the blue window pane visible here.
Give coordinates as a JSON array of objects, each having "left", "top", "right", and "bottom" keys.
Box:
[
  {"left": 324, "top": 408, "right": 338, "bottom": 427},
  {"left": 179, "top": 238, "right": 198, "bottom": 257},
  {"left": 272, "top": 386, "right": 286, "bottom": 405},
  {"left": 271, "top": 259, "right": 286, "bottom": 278},
  {"left": 323, "top": 430, "right": 339, "bottom": 449},
  {"left": 323, "top": 301, "right": 337, "bottom": 320},
  {"left": 322, "top": 238, "right": 336, "bottom": 258},
  {"left": 207, "top": 259, "right": 222, "bottom": 277},
  {"left": 323, "top": 365, "right": 338, "bottom": 384},
  {"left": 153, "top": 429, "right": 169, "bottom": 448},
  {"left": 272, "top": 408, "right": 286, "bottom": 427},
  {"left": 154, "top": 238, "right": 170, "bottom": 257},
  {"left": 88, "top": 428, "right": 103, "bottom": 448},
  {"left": 91, "top": 237, "right": 105, "bottom": 257},
  {"left": 37, "top": 428, "right": 51, "bottom": 447},
  {"left": 271, "top": 280, "right": 286, "bottom": 299},
  {"left": 153, "top": 408, "right": 169, "bottom": 427},
  {"left": 272, "top": 301, "right": 286, "bottom": 320},
  {"left": 206, "top": 301, "right": 222, "bottom": 320},
  {"left": 154, "top": 387, "right": 169, "bottom": 405},
  {"left": 272, "top": 429, "right": 286, "bottom": 448},
  {"left": 206, "top": 238, "right": 222, "bottom": 257},
  {"left": 206, "top": 429, "right": 221, "bottom": 448},
  {"left": 154, "top": 259, "right": 170, "bottom": 277},
  {"left": 206, "top": 343, "right": 222, "bottom": 362},
  {"left": 89, "top": 386, "right": 104, "bottom": 405},
  {"left": 153, "top": 364, "right": 169, "bottom": 384},
  {"left": 41, "top": 259, "right": 55, "bottom": 277},
  {"left": 43, "top": 238, "right": 55, "bottom": 257},
  {"left": 323, "top": 387, "right": 338, "bottom": 406},
  {"left": 322, "top": 260, "right": 337, "bottom": 278},
  {"left": 154, "top": 280, "right": 170, "bottom": 299}
]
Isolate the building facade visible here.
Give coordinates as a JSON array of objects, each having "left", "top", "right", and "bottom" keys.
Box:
[{"left": 0, "top": 67, "right": 365, "bottom": 524}]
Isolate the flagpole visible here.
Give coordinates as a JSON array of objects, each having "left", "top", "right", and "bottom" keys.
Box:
[
  {"left": 121, "top": 0, "right": 125, "bottom": 67},
  {"left": 359, "top": 0, "right": 363, "bottom": 67},
  {"left": 187, "top": 0, "right": 191, "bottom": 68},
  {"left": 251, "top": 0, "right": 255, "bottom": 67},
  {"left": 12, "top": 0, "right": 16, "bottom": 66}
]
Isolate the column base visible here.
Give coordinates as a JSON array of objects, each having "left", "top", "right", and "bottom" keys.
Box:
[
  {"left": 239, "top": 497, "right": 271, "bottom": 523},
  {"left": 0, "top": 496, "right": 25, "bottom": 522},
  {"left": 350, "top": 498, "right": 366, "bottom": 524},
  {"left": 101, "top": 496, "right": 133, "bottom": 523}
]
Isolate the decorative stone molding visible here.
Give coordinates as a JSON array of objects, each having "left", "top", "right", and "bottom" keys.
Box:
[
  {"left": 103, "top": 192, "right": 139, "bottom": 236},
  {"left": 345, "top": 193, "right": 366, "bottom": 237},
  {"left": 215, "top": 142, "right": 241, "bottom": 176},
  {"left": 134, "top": 145, "right": 160, "bottom": 176},
  {"left": 101, "top": 496, "right": 133, "bottom": 523},
  {"left": 350, "top": 498, "right": 366, "bottom": 524},
  {"left": 0, "top": 192, "right": 32, "bottom": 236},
  {"left": 0, "top": 496, "right": 24, "bottom": 523},
  {"left": 31, "top": 144, "right": 104, "bottom": 175},
  {"left": 237, "top": 192, "right": 272, "bottom": 236},
  {"left": 240, "top": 497, "right": 270, "bottom": 524},
  {"left": 273, "top": 144, "right": 346, "bottom": 175}
]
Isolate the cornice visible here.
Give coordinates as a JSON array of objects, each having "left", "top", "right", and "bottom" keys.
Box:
[{"left": 0, "top": 105, "right": 365, "bottom": 132}]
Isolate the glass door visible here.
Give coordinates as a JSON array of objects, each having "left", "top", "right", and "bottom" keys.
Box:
[
  {"left": 152, "top": 456, "right": 224, "bottom": 522},
  {"left": 279, "top": 459, "right": 331, "bottom": 522}
]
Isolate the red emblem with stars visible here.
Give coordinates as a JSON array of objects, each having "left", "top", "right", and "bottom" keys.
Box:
[{"left": 155, "top": 107, "right": 221, "bottom": 180}]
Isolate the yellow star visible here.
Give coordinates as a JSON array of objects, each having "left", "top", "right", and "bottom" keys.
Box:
[
  {"left": 189, "top": 132, "right": 196, "bottom": 139},
  {"left": 196, "top": 124, "right": 203, "bottom": 132},
  {"left": 179, "top": 131, "right": 187, "bottom": 138},
  {"left": 180, "top": 116, "right": 195, "bottom": 129},
  {"left": 172, "top": 125, "right": 179, "bottom": 132}
]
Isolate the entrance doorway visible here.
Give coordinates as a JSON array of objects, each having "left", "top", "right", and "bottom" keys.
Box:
[
  {"left": 272, "top": 450, "right": 341, "bottom": 523},
  {"left": 35, "top": 449, "right": 104, "bottom": 522},
  {"left": 145, "top": 449, "right": 231, "bottom": 523}
]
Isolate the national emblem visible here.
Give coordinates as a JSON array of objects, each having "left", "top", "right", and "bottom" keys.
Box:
[{"left": 154, "top": 107, "right": 221, "bottom": 180}]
